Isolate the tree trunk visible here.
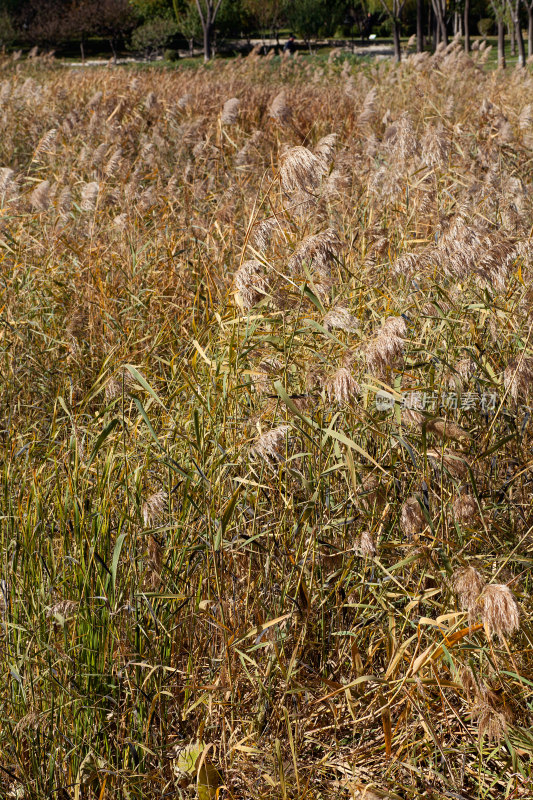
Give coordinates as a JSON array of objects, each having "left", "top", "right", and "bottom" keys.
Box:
[
  {"left": 529, "top": 4, "right": 533, "bottom": 58},
  {"left": 203, "top": 20, "right": 213, "bottom": 61},
  {"left": 110, "top": 38, "right": 117, "bottom": 64},
  {"left": 434, "top": 14, "right": 440, "bottom": 48},
  {"left": 189, "top": 37, "right": 194, "bottom": 57},
  {"left": 510, "top": 20, "right": 516, "bottom": 54},
  {"left": 80, "top": 38, "right": 85, "bottom": 63},
  {"left": 516, "top": 22, "right": 526, "bottom": 65},
  {"left": 432, "top": 0, "right": 448, "bottom": 46},
  {"left": 498, "top": 19, "right": 506, "bottom": 66},
  {"left": 511, "top": 0, "right": 526, "bottom": 65},
  {"left": 417, "top": 0, "right": 424, "bottom": 51},
  {"left": 393, "top": 18, "right": 401, "bottom": 60},
  {"left": 440, "top": 13, "right": 448, "bottom": 44},
  {"left": 464, "top": 0, "right": 470, "bottom": 51}
]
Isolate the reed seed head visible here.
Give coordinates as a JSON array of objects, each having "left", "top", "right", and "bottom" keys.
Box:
[
  {"left": 279, "top": 146, "right": 326, "bottom": 194},
  {"left": 478, "top": 583, "right": 520, "bottom": 641}
]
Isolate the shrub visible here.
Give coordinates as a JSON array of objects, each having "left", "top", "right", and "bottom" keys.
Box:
[
  {"left": 164, "top": 48, "right": 180, "bottom": 61},
  {"left": 129, "top": 16, "right": 178, "bottom": 57},
  {"left": 477, "top": 18, "right": 494, "bottom": 36}
]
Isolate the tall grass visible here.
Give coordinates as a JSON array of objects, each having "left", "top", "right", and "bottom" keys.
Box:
[{"left": 0, "top": 43, "right": 532, "bottom": 799}]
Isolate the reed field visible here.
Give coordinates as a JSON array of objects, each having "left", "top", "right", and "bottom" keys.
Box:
[{"left": 1, "top": 42, "right": 533, "bottom": 799}]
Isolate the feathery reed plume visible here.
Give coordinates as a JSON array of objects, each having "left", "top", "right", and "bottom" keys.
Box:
[
  {"left": 92, "top": 142, "right": 108, "bottom": 168},
  {"left": 313, "top": 133, "right": 337, "bottom": 166},
  {"left": 30, "top": 180, "right": 51, "bottom": 211},
  {"left": 288, "top": 228, "right": 341, "bottom": 277},
  {"left": 452, "top": 494, "right": 478, "bottom": 524},
  {"left": 177, "top": 118, "right": 204, "bottom": 146},
  {"left": 80, "top": 181, "right": 99, "bottom": 212},
  {"left": 105, "top": 147, "right": 122, "bottom": 178},
  {"left": 381, "top": 316, "right": 407, "bottom": 338},
  {"left": 323, "top": 167, "right": 351, "bottom": 198},
  {"left": 234, "top": 259, "right": 269, "bottom": 310},
  {"left": 0, "top": 167, "right": 16, "bottom": 202},
  {"left": 503, "top": 356, "right": 533, "bottom": 402},
  {"left": 137, "top": 187, "right": 156, "bottom": 214},
  {"left": 357, "top": 87, "right": 377, "bottom": 126},
  {"left": 177, "top": 93, "right": 191, "bottom": 110},
  {"left": 446, "top": 357, "right": 474, "bottom": 389},
  {"left": 365, "top": 316, "right": 406, "bottom": 376},
  {"left": 391, "top": 252, "right": 421, "bottom": 277},
  {"left": 478, "top": 584, "right": 520, "bottom": 641},
  {"left": 472, "top": 687, "right": 512, "bottom": 743},
  {"left": 142, "top": 490, "right": 168, "bottom": 528},
  {"left": 87, "top": 90, "right": 103, "bottom": 109},
  {"left": 46, "top": 599, "right": 77, "bottom": 622},
  {"left": 142, "top": 491, "right": 167, "bottom": 589},
  {"left": 252, "top": 219, "right": 276, "bottom": 252},
  {"left": 365, "top": 337, "right": 403, "bottom": 376},
  {"left": 113, "top": 212, "right": 127, "bottom": 229},
  {"left": 356, "top": 530, "right": 376, "bottom": 557},
  {"left": 359, "top": 474, "right": 387, "bottom": 513},
  {"left": 66, "top": 304, "right": 88, "bottom": 346},
  {"left": 254, "top": 356, "right": 283, "bottom": 394},
  {"left": 221, "top": 97, "right": 240, "bottom": 125},
  {"left": 235, "top": 142, "right": 253, "bottom": 167},
  {"left": 401, "top": 408, "right": 425, "bottom": 428},
  {"left": 305, "top": 367, "right": 325, "bottom": 391},
  {"left": 323, "top": 305, "right": 359, "bottom": 332},
  {"left": 453, "top": 566, "right": 486, "bottom": 615},
  {"left": 425, "top": 418, "right": 471, "bottom": 441},
  {"left": 427, "top": 449, "right": 470, "bottom": 478},
  {"left": 31, "top": 128, "right": 57, "bottom": 163},
  {"left": 400, "top": 496, "right": 426, "bottom": 538},
  {"left": 105, "top": 370, "right": 135, "bottom": 403},
  {"left": 459, "top": 665, "right": 478, "bottom": 699},
  {"left": 279, "top": 146, "right": 326, "bottom": 194},
  {"left": 326, "top": 367, "right": 360, "bottom": 405},
  {"left": 251, "top": 425, "right": 290, "bottom": 462},
  {"left": 421, "top": 124, "right": 450, "bottom": 167},
  {"left": 383, "top": 113, "right": 418, "bottom": 162},
  {"left": 236, "top": 131, "right": 262, "bottom": 167},
  {"left": 518, "top": 103, "right": 532, "bottom": 131},
  {"left": 144, "top": 91, "right": 158, "bottom": 113},
  {"left": 57, "top": 186, "right": 72, "bottom": 217},
  {"left": 61, "top": 111, "right": 79, "bottom": 135},
  {"left": 311, "top": 278, "right": 334, "bottom": 304},
  {"left": 268, "top": 90, "right": 291, "bottom": 124},
  {"left": 475, "top": 236, "right": 518, "bottom": 289}
]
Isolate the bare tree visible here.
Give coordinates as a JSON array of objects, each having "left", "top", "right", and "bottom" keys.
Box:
[
  {"left": 464, "top": 0, "right": 470, "bottom": 51},
  {"left": 68, "top": 0, "right": 98, "bottom": 62},
  {"left": 22, "top": 0, "right": 70, "bottom": 48},
  {"left": 417, "top": 0, "right": 424, "bottom": 51},
  {"left": 528, "top": 0, "right": 533, "bottom": 57},
  {"left": 95, "top": 0, "right": 136, "bottom": 63},
  {"left": 377, "top": 0, "right": 408, "bottom": 61},
  {"left": 243, "top": 0, "right": 284, "bottom": 45},
  {"left": 430, "top": 0, "right": 448, "bottom": 45},
  {"left": 507, "top": 0, "right": 526, "bottom": 65},
  {"left": 490, "top": 0, "right": 507, "bottom": 67},
  {"left": 191, "top": 0, "right": 225, "bottom": 61}
]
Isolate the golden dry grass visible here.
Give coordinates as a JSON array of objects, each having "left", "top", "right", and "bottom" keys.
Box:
[{"left": 1, "top": 44, "right": 533, "bottom": 799}]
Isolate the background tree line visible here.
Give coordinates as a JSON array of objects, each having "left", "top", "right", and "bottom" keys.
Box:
[{"left": 0, "top": 0, "right": 531, "bottom": 64}]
